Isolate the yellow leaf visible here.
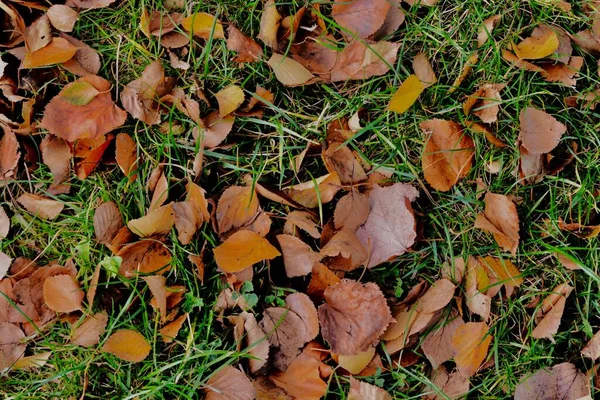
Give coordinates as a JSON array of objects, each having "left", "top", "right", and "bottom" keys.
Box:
[
  {"left": 512, "top": 29, "right": 559, "bottom": 60},
  {"left": 213, "top": 230, "right": 281, "bottom": 273},
  {"left": 387, "top": 74, "right": 424, "bottom": 114},
  {"left": 452, "top": 322, "right": 492, "bottom": 377},
  {"left": 215, "top": 85, "right": 245, "bottom": 117},
  {"left": 337, "top": 347, "right": 376, "bottom": 374},
  {"left": 23, "top": 37, "right": 77, "bottom": 69},
  {"left": 181, "top": 13, "right": 224, "bottom": 40},
  {"left": 266, "top": 53, "right": 316, "bottom": 87},
  {"left": 481, "top": 256, "right": 523, "bottom": 287},
  {"left": 101, "top": 329, "right": 151, "bottom": 363}
]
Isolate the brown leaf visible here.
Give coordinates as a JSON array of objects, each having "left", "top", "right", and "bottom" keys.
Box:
[
  {"left": 413, "top": 52, "right": 437, "bottom": 88},
  {"left": 227, "top": 25, "right": 262, "bottom": 63},
  {"left": 214, "top": 230, "right": 281, "bottom": 273},
  {"left": 127, "top": 204, "right": 175, "bottom": 237},
  {"left": 477, "top": 15, "right": 501, "bottom": 47},
  {"left": 420, "top": 119, "right": 474, "bottom": 192},
  {"left": 40, "top": 134, "right": 71, "bottom": 189},
  {"left": 217, "top": 186, "right": 259, "bottom": 234},
  {"left": 43, "top": 274, "right": 84, "bottom": 313},
  {"left": 307, "top": 263, "right": 341, "bottom": 301},
  {"left": 17, "top": 193, "right": 64, "bottom": 220},
  {"left": 239, "top": 312, "right": 269, "bottom": 373},
  {"left": 540, "top": 56, "right": 583, "bottom": 86},
  {"left": 24, "top": 15, "right": 51, "bottom": 53},
  {"left": 425, "top": 365, "right": 470, "bottom": 400},
  {"left": 258, "top": 0, "right": 281, "bottom": 48},
  {"left": 71, "top": 311, "right": 108, "bottom": 347},
  {"left": 60, "top": 33, "right": 101, "bottom": 76},
  {"left": 355, "top": 183, "right": 419, "bottom": 268},
  {"left": 86, "top": 261, "right": 101, "bottom": 307},
  {"left": 318, "top": 279, "right": 392, "bottom": 355},
  {"left": 320, "top": 228, "right": 367, "bottom": 271},
  {"left": 285, "top": 293, "right": 319, "bottom": 342},
  {"left": 260, "top": 307, "right": 308, "bottom": 371},
  {"left": 267, "top": 53, "right": 317, "bottom": 87},
  {"left": 463, "top": 83, "right": 505, "bottom": 124},
  {"left": 519, "top": 107, "right": 566, "bottom": 154},
  {"left": 75, "top": 133, "right": 114, "bottom": 180},
  {"left": 0, "top": 205, "right": 9, "bottom": 241},
  {"left": 47, "top": 5, "right": 78, "bottom": 33},
  {"left": 159, "top": 313, "right": 187, "bottom": 343},
  {"left": 502, "top": 49, "right": 547, "bottom": 75},
  {"left": 65, "top": 0, "right": 117, "bottom": 9},
  {"left": 0, "top": 322, "right": 26, "bottom": 372},
  {"left": 422, "top": 311, "right": 465, "bottom": 369},
  {"left": 323, "top": 142, "right": 367, "bottom": 184},
  {"left": 532, "top": 284, "right": 573, "bottom": 341},
  {"left": 348, "top": 377, "right": 392, "bottom": 400},
  {"left": 115, "top": 133, "right": 138, "bottom": 182},
  {"left": 94, "top": 201, "right": 124, "bottom": 244},
  {"left": 464, "top": 257, "right": 491, "bottom": 320},
  {"left": 23, "top": 37, "right": 77, "bottom": 69},
  {"left": 270, "top": 353, "right": 328, "bottom": 400},
  {"left": 451, "top": 322, "right": 492, "bottom": 378},
  {"left": 0, "top": 252, "right": 11, "bottom": 281},
  {"left": 374, "top": 0, "right": 405, "bottom": 39},
  {"left": 120, "top": 60, "right": 168, "bottom": 125},
  {"left": 0, "top": 127, "right": 20, "bottom": 181},
  {"left": 101, "top": 329, "right": 151, "bottom": 362},
  {"left": 582, "top": 330, "right": 600, "bottom": 360},
  {"left": 144, "top": 275, "right": 167, "bottom": 323},
  {"left": 13, "top": 351, "right": 52, "bottom": 370},
  {"left": 479, "top": 256, "right": 523, "bottom": 295},
  {"left": 448, "top": 52, "right": 479, "bottom": 93},
  {"left": 555, "top": 252, "right": 581, "bottom": 271},
  {"left": 42, "top": 75, "right": 126, "bottom": 142},
  {"left": 173, "top": 186, "right": 208, "bottom": 244},
  {"left": 515, "top": 362, "right": 590, "bottom": 400},
  {"left": 416, "top": 279, "right": 456, "bottom": 314},
  {"left": 283, "top": 210, "right": 320, "bottom": 238},
  {"left": 474, "top": 193, "right": 520, "bottom": 255},
  {"left": 332, "top": 0, "right": 390, "bottom": 39},
  {"left": 149, "top": 170, "right": 168, "bottom": 212},
  {"left": 330, "top": 40, "right": 399, "bottom": 82},
  {"left": 334, "top": 190, "right": 369, "bottom": 232},
  {"left": 117, "top": 240, "right": 172, "bottom": 277},
  {"left": 288, "top": 172, "right": 341, "bottom": 208},
  {"left": 277, "top": 234, "right": 322, "bottom": 278}
]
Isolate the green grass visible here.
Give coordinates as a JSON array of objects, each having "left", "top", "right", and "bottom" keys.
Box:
[{"left": 2, "top": 0, "right": 600, "bottom": 398}]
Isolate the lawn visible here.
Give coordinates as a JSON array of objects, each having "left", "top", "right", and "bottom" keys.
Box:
[{"left": 1, "top": 0, "right": 600, "bottom": 399}]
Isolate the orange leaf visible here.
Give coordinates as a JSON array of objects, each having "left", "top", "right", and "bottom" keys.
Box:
[
  {"left": 43, "top": 274, "right": 84, "bottom": 313},
  {"left": 213, "top": 230, "right": 280, "bottom": 273},
  {"left": 23, "top": 37, "right": 77, "bottom": 69},
  {"left": 452, "top": 322, "right": 492, "bottom": 377},
  {"left": 101, "top": 329, "right": 151, "bottom": 363}
]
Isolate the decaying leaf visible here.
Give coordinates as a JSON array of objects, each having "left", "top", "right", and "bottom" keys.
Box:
[
  {"left": 101, "top": 329, "right": 151, "bottom": 363},
  {"left": 318, "top": 279, "right": 392, "bottom": 355},
  {"left": 43, "top": 274, "right": 84, "bottom": 313},
  {"left": 217, "top": 186, "right": 259, "bottom": 234},
  {"left": 47, "top": 5, "right": 78, "bottom": 33},
  {"left": 463, "top": 84, "right": 505, "bottom": 124},
  {"left": 227, "top": 25, "right": 262, "bottom": 63},
  {"left": 240, "top": 312, "right": 269, "bottom": 373},
  {"left": 452, "top": 322, "right": 492, "bottom": 377},
  {"left": 348, "top": 376, "right": 392, "bottom": 400},
  {"left": 117, "top": 240, "right": 172, "bottom": 277},
  {"left": 514, "top": 362, "right": 590, "bottom": 400},
  {"left": 17, "top": 193, "right": 64, "bottom": 220},
  {"left": 0, "top": 322, "right": 26, "bottom": 372},
  {"left": 115, "top": 133, "right": 138, "bottom": 182},
  {"left": 214, "top": 230, "right": 280, "bottom": 273},
  {"left": 330, "top": 40, "right": 399, "bottom": 82},
  {"left": 71, "top": 312, "right": 108, "bottom": 347},
  {"left": 474, "top": 192, "right": 520, "bottom": 255},
  {"left": 277, "top": 234, "right": 322, "bottom": 278},
  {"left": 270, "top": 353, "right": 328, "bottom": 400},
  {"left": 519, "top": 107, "right": 566, "bottom": 154},
  {"left": 478, "top": 15, "right": 501, "bottom": 47},
  {"left": 356, "top": 183, "right": 419, "bottom": 268},
  {"left": 413, "top": 53, "right": 437, "bottom": 88},
  {"left": 288, "top": 172, "right": 341, "bottom": 208},
  {"left": 332, "top": 0, "right": 390, "bottom": 39},
  {"left": 387, "top": 74, "right": 424, "bottom": 114},
  {"left": 60, "top": 33, "right": 102, "bottom": 76},
  {"left": 267, "top": 53, "right": 317, "bottom": 87},
  {"left": 420, "top": 119, "right": 475, "bottom": 192},
  {"left": 94, "top": 201, "right": 124, "bottom": 244},
  {"left": 260, "top": 307, "right": 307, "bottom": 371}
]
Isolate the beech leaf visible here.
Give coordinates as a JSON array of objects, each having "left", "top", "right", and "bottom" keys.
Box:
[
  {"left": 213, "top": 230, "right": 281, "bottom": 273},
  {"left": 101, "top": 329, "right": 151, "bottom": 363}
]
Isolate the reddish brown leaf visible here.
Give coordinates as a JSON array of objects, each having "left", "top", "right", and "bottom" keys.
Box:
[
  {"left": 260, "top": 307, "right": 308, "bottom": 371},
  {"left": 41, "top": 134, "right": 71, "bottom": 188},
  {"left": 120, "top": 61, "right": 168, "bottom": 125},
  {"left": 0, "top": 127, "right": 20, "bottom": 181},
  {"left": 519, "top": 107, "right": 566, "bottom": 154},
  {"left": 463, "top": 83, "right": 505, "bottom": 124},
  {"left": 43, "top": 274, "right": 84, "bottom": 313},
  {"left": 332, "top": 0, "right": 390, "bottom": 39},
  {"left": 532, "top": 284, "right": 573, "bottom": 341},
  {"left": 227, "top": 25, "right": 263, "bottom": 63},
  {"left": 75, "top": 133, "right": 114, "bottom": 180},
  {"left": 421, "top": 311, "right": 465, "bottom": 369},
  {"left": 115, "top": 133, "right": 138, "bottom": 182},
  {"left": 240, "top": 311, "right": 269, "bottom": 373},
  {"left": 277, "top": 234, "right": 322, "bottom": 278},
  {"left": 17, "top": 193, "right": 64, "bottom": 220},
  {"left": 0, "top": 322, "right": 26, "bottom": 372},
  {"left": 217, "top": 186, "right": 259, "bottom": 234},
  {"left": 320, "top": 228, "right": 367, "bottom": 271},
  {"left": 474, "top": 193, "right": 520, "bottom": 255},
  {"left": 330, "top": 40, "right": 399, "bottom": 82},
  {"left": 285, "top": 293, "right": 319, "bottom": 342},
  {"left": 515, "top": 362, "right": 590, "bottom": 400},
  {"left": 94, "top": 201, "right": 124, "bottom": 244},
  {"left": 117, "top": 240, "right": 172, "bottom": 277},
  {"left": 71, "top": 312, "right": 108, "bottom": 347}
]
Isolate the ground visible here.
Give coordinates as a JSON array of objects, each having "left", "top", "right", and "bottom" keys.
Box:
[{"left": 1, "top": 0, "right": 600, "bottom": 399}]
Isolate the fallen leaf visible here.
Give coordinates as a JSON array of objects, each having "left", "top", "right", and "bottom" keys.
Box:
[
  {"left": 117, "top": 240, "right": 172, "bottom": 277},
  {"left": 348, "top": 376, "right": 392, "bottom": 400},
  {"left": 71, "top": 312, "right": 108, "bottom": 347},
  {"left": 47, "top": 5, "right": 78, "bottom": 33},
  {"left": 323, "top": 142, "right": 367, "bottom": 184},
  {"left": 413, "top": 53, "right": 437, "bottom": 88},
  {"left": 24, "top": 15, "right": 51, "bottom": 53},
  {"left": 215, "top": 85, "right": 245, "bottom": 117},
  {"left": 512, "top": 25, "right": 559, "bottom": 59},
  {"left": 227, "top": 25, "right": 263, "bottom": 63},
  {"left": 270, "top": 353, "right": 328, "bottom": 400},
  {"left": 421, "top": 311, "right": 465, "bottom": 369},
  {"left": 320, "top": 228, "right": 367, "bottom": 271},
  {"left": 120, "top": 60, "right": 170, "bottom": 125},
  {"left": 17, "top": 193, "right": 64, "bottom": 220},
  {"left": 101, "top": 329, "right": 151, "bottom": 363},
  {"left": 425, "top": 365, "right": 470, "bottom": 400},
  {"left": 86, "top": 261, "right": 101, "bottom": 307},
  {"left": 144, "top": 275, "right": 167, "bottom": 323},
  {"left": 196, "top": 111, "right": 234, "bottom": 149},
  {"left": 514, "top": 362, "right": 590, "bottom": 400},
  {"left": 334, "top": 190, "right": 369, "bottom": 232},
  {"left": 474, "top": 192, "right": 520, "bottom": 255},
  {"left": 464, "top": 257, "right": 491, "bottom": 320},
  {"left": 463, "top": 83, "right": 505, "bottom": 124},
  {"left": 267, "top": 53, "right": 317, "bottom": 87},
  {"left": 260, "top": 307, "right": 308, "bottom": 371},
  {"left": 217, "top": 186, "right": 259, "bottom": 234},
  {"left": 75, "top": 133, "right": 114, "bottom": 179},
  {"left": 240, "top": 311, "right": 269, "bottom": 373},
  {"left": 318, "top": 279, "right": 392, "bottom": 355},
  {"left": 284, "top": 210, "right": 320, "bottom": 238},
  {"left": 205, "top": 367, "right": 256, "bottom": 400},
  {"left": 387, "top": 74, "right": 424, "bottom": 114},
  {"left": 60, "top": 33, "right": 101, "bottom": 76},
  {"left": 478, "top": 15, "right": 501, "bottom": 47},
  {"left": 0, "top": 322, "right": 26, "bottom": 372},
  {"left": 149, "top": 169, "right": 168, "bottom": 211},
  {"left": 13, "top": 351, "right": 52, "bottom": 370},
  {"left": 214, "top": 230, "right": 280, "bottom": 273},
  {"left": 416, "top": 279, "right": 456, "bottom": 313},
  {"left": 532, "top": 284, "right": 573, "bottom": 341},
  {"left": 42, "top": 75, "right": 127, "bottom": 142},
  {"left": 338, "top": 347, "right": 376, "bottom": 375},
  {"left": 448, "top": 52, "right": 479, "bottom": 93},
  {"left": 23, "top": 37, "right": 77, "bottom": 69},
  {"left": 41, "top": 134, "right": 72, "bottom": 189},
  {"left": 0, "top": 127, "right": 20, "bottom": 182},
  {"left": 479, "top": 256, "right": 523, "bottom": 295},
  {"left": 159, "top": 313, "right": 187, "bottom": 343},
  {"left": 307, "top": 263, "right": 341, "bottom": 301},
  {"left": 541, "top": 56, "right": 583, "bottom": 86},
  {"left": 288, "top": 172, "right": 341, "bottom": 208},
  {"left": 127, "top": 204, "right": 175, "bottom": 237},
  {"left": 277, "top": 234, "right": 322, "bottom": 278},
  {"left": 43, "top": 274, "right": 84, "bottom": 313},
  {"left": 519, "top": 107, "right": 566, "bottom": 154},
  {"left": 285, "top": 293, "right": 319, "bottom": 341},
  {"left": 330, "top": 40, "right": 399, "bottom": 82},
  {"left": 115, "top": 133, "right": 138, "bottom": 182},
  {"left": 582, "top": 330, "right": 600, "bottom": 360},
  {"left": 355, "top": 183, "right": 419, "bottom": 268},
  {"left": 93, "top": 202, "right": 124, "bottom": 244},
  {"left": 0, "top": 252, "right": 11, "bottom": 281},
  {"left": 332, "top": 0, "right": 390, "bottom": 39},
  {"left": 66, "top": 0, "right": 117, "bottom": 9},
  {"left": 181, "top": 12, "right": 224, "bottom": 40},
  {"left": 502, "top": 49, "right": 547, "bottom": 75},
  {"left": 452, "top": 322, "right": 492, "bottom": 377},
  {"left": 0, "top": 205, "right": 9, "bottom": 240},
  {"left": 258, "top": 0, "right": 281, "bottom": 48},
  {"left": 555, "top": 252, "right": 581, "bottom": 271},
  {"left": 420, "top": 119, "right": 475, "bottom": 192}
]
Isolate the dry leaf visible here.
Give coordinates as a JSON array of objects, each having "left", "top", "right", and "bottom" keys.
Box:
[
  {"left": 258, "top": 0, "right": 281, "bottom": 48},
  {"left": 448, "top": 52, "right": 479, "bottom": 93},
  {"left": 512, "top": 25, "right": 559, "bottom": 60},
  {"left": 420, "top": 119, "right": 475, "bottom": 192},
  {"left": 463, "top": 84, "right": 505, "bottom": 124},
  {"left": 330, "top": 40, "right": 399, "bottom": 82},
  {"left": 267, "top": 53, "right": 316, "bottom": 87},
  {"left": 101, "top": 329, "right": 151, "bottom": 363},
  {"left": 42, "top": 75, "right": 127, "bottom": 142},
  {"left": 515, "top": 362, "right": 590, "bottom": 400},
  {"left": 144, "top": 275, "right": 167, "bottom": 323},
  {"left": 413, "top": 53, "right": 437, "bottom": 87},
  {"left": 120, "top": 60, "right": 169, "bottom": 125},
  {"left": 478, "top": 15, "right": 501, "bottom": 47},
  {"left": 214, "top": 230, "right": 280, "bottom": 273},
  {"left": 555, "top": 252, "right": 581, "bottom": 271},
  {"left": 260, "top": 307, "right": 308, "bottom": 370},
  {"left": 464, "top": 257, "right": 491, "bottom": 320},
  {"left": 227, "top": 25, "right": 262, "bottom": 63},
  {"left": 71, "top": 312, "right": 108, "bottom": 347},
  {"left": 43, "top": 274, "right": 84, "bottom": 313},
  {"left": 285, "top": 293, "right": 319, "bottom": 342},
  {"left": 582, "top": 330, "right": 600, "bottom": 360},
  {"left": 75, "top": 133, "right": 114, "bottom": 180},
  {"left": 541, "top": 56, "right": 583, "bottom": 86},
  {"left": 0, "top": 252, "right": 11, "bottom": 281},
  {"left": 24, "top": 15, "right": 51, "bottom": 53},
  {"left": 425, "top": 365, "right": 470, "bottom": 400},
  {"left": 284, "top": 210, "right": 320, "bottom": 238},
  {"left": 60, "top": 33, "right": 101, "bottom": 76},
  {"left": 519, "top": 107, "right": 566, "bottom": 154},
  {"left": 338, "top": 347, "right": 376, "bottom": 374},
  {"left": 181, "top": 12, "right": 224, "bottom": 40},
  {"left": 17, "top": 193, "right": 64, "bottom": 220},
  {"left": 323, "top": 142, "right": 367, "bottom": 184},
  {"left": 115, "top": 133, "right": 138, "bottom": 182},
  {"left": 270, "top": 353, "right": 328, "bottom": 400},
  {"left": 277, "top": 234, "right": 322, "bottom": 278},
  {"left": 240, "top": 311, "right": 269, "bottom": 373},
  {"left": 40, "top": 134, "right": 72, "bottom": 189},
  {"left": 318, "top": 279, "right": 392, "bottom": 355},
  {"left": 0, "top": 205, "right": 9, "bottom": 241},
  {"left": 215, "top": 85, "right": 244, "bottom": 117},
  {"left": 421, "top": 312, "right": 465, "bottom": 369},
  {"left": 355, "top": 183, "right": 419, "bottom": 268},
  {"left": 532, "top": 284, "right": 573, "bottom": 341},
  {"left": 204, "top": 367, "right": 256, "bottom": 399},
  {"left": 387, "top": 74, "right": 424, "bottom": 114},
  {"left": 416, "top": 279, "right": 456, "bottom": 313},
  {"left": 480, "top": 256, "right": 523, "bottom": 295},
  {"left": 334, "top": 190, "right": 369, "bottom": 232},
  {"left": 0, "top": 322, "right": 26, "bottom": 372},
  {"left": 0, "top": 127, "right": 20, "bottom": 182},
  {"left": 452, "top": 322, "right": 492, "bottom": 377},
  {"left": 127, "top": 204, "right": 175, "bottom": 237},
  {"left": 13, "top": 352, "right": 52, "bottom": 370},
  {"left": 94, "top": 201, "right": 124, "bottom": 244},
  {"left": 288, "top": 172, "right": 341, "bottom": 208},
  {"left": 348, "top": 377, "right": 392, "bottom": 400},
  {"left": 47, "top": 5, "right": 78, "bottom": 33},
  {"left": 320, "top": 228, "right": 367, "bottom": 271},
  {"left": 217, "top": 186, "right": 259, "bottom": 234},
  {"left": 117, "top": 240, "right": 172, "bottom": 277},
  {"left": 197, "top": 111, "right": 234, "bottom": 149},
  {"left": 66, "top": 0, "right": 117, "bottom": 9},
  {"left": 332, "top": 0, "right": 390, "bottom": 39},
  {"left": 474, "top": 193, "right": 520, "bottom": 255},
  {"left": 160, "top": 313, "right": 187, "bottom": 343},
  {"left": 23, "top": 37, "right": 77, "bottom": 69},
  {"left": 307, "top": 263, "right": 341, "bottom": 301}
]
